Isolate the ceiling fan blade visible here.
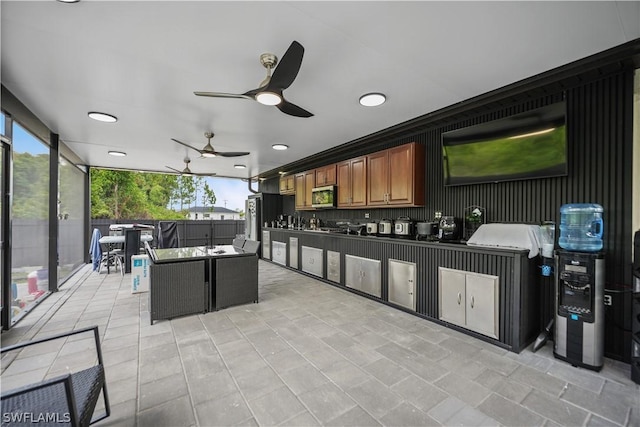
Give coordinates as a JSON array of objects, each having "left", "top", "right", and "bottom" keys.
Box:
[
  {"left": 194, "top": 91, "right": 252, "bottom": 100},
  {"left": 268, "top": 41, "right": 304, "bottom": 90},
  {"left": 277, "top": 98, "right": 313, "bottom": 118},
  {"left": 215, "top": 151, "right": 250, "bottom": 157},
  {"left": 171, "top": 138, "right": 204, "bottom": 154}
]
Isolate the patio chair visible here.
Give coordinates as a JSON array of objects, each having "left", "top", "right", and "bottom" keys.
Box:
[{"left": 0, "top": 326, "right": 110, "bottom": 427}]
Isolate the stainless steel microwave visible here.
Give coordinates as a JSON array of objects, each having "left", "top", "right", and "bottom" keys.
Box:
[{"left": 311, "top": 185, "right": 337, "bottom": 208}]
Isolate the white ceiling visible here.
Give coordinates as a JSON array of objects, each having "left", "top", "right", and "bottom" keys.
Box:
[{"left": 2, "top": 1, "right": 639, "bottom": 180}]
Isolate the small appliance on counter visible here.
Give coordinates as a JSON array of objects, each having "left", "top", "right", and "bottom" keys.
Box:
[
  {"left": 346, "top": 223, "right": 367, "bottom": 235},
  {"left": 394, "top": 216, "right": 414, "bottom": 239},
  {"left": 379, "top": 219, "right": 394, "bottom": 236},
  {"left": 416, "top": 221, "right": 439, "bottom": 241},
  {"left": 309, "top": 216, "right": 322, "bottom": 230},
  {"left": 438, "top": 216, "right": 462, "bottom": 242},
  {"left": 366, "top": 221, "right": 379, "bottom": 236}
]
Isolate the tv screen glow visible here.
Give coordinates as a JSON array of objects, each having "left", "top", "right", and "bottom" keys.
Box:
[{"left": 442, "top": 102, "right": 567, "bottom": 186}]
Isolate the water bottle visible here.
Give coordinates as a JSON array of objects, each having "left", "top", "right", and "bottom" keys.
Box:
[{"left": 558, "top": 203, "right": 604, "bottom": 252}]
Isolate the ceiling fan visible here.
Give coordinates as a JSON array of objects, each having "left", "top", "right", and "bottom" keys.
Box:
[
  {"left": 165, "top": 157, "right": 216, "bottom": 177},
  {"left": 194, "top": 40, "right": 313, "bottom": 118},
  {"left": 172, "top": 132, "right": 249, "bottom": 158}
]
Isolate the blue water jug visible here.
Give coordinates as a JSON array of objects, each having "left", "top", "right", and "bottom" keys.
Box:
[{"left": 558, "top": 203, "right": 603, "bottom": 252}]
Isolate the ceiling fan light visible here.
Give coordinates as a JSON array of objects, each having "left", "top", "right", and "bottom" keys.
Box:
[
  {"left": 201, "top": 152, "right": 217, "bottom": 158},
  {"left": 272, "top": 144, "right": 288, "bottom": 151},
  {"left": 359, "top": 93, "right": 386, "bottom": 107},
  {"left": 88, "top": 111, "right": 118, "bottom": 122},
  {"left": 256, "top": 91, "right": 282, "bottom": 106}
]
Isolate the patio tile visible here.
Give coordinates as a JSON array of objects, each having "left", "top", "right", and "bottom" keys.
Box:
[
  {"left": 477, "top": 393, "right": 544, "bottom": 426},
  {"left": 138, "top": 395, "right": 195, "bottom": 427},
  {"left": 139, "top": 372, "right": 188, "bottom": 411},
  {"left": 248, "top": 386, "right": 306, "bottom": 425},
  {"left": 391, "top": 374, "right": 449, "bottom": 412},
  {"left": 298, "top": 382, "right": 358, "bottom": 424},
  {"left": 194, "top": 391, "right": 253, "bottom": 426},
  {"left": 326, "top": 405, "right": 381, "bottom": 426},
  {"left": 380, "top": 401, "right": 438, "bottom": 427},
  {"left": 344, "top": 378, "right": 403, "bottom": 419},
  {"left": 279, "top": 363, "right": 330, "bottom": 395},
  {"left": 522, "top": 389, "right": 589, "bottom": 426}
]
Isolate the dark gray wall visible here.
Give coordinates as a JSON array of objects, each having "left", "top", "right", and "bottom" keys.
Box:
[{"left": 263, "top": 67, "right": 636, "bottom": 361}]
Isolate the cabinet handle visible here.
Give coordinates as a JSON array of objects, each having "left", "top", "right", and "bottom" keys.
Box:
[
  {"left": 457, "top": 292, "right": 462, "bottom": 305},
  {"left": 470, "top": 296, "right": 475, "bottom": 309}
]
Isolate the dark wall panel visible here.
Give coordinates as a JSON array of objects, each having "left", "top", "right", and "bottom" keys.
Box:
[{"left": 263, "top": 68, "right": 635, "bottom": 361}]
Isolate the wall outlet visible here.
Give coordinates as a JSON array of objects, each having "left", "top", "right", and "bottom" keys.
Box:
[{"left": 364, "top": 213, "right": 370, "bottom": 219}]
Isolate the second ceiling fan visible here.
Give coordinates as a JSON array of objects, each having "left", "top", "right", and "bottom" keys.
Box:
[
  {"left": 172, "top": 132, "right": 249, "bottom": 158},
  {"left": 194, "top": 40, "right": 313, "bottom": 118}
]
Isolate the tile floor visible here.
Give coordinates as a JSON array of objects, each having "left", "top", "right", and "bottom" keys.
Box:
[{"left": 1, "top": 261, "right": 639, "bottom": 426}]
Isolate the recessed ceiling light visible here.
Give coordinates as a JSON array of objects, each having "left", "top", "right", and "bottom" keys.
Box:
[
  {"left": 256, "top": 92, "right": 282, "bottom": 106},
  {"left": 57, "top": 0, "right": 80, "bottom": 3},
  {"left": 88, "top": 112, "right": 118, "bottom": 123},
  {"left": 359, "top": 93, "right": 386, "bottom": 107},
  {"left": 272, "top": 144, "right": 289, "bottom": 151},
  {"left": 108, "top": 151, "right": 126, "bottom": 157},
  {"left": 234, "top": 164, "right": 246, "bottom": 169}
]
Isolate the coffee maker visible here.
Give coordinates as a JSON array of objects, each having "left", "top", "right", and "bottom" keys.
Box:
[{"left": 438, "top": 216, "right": 461, "bottom": 241}]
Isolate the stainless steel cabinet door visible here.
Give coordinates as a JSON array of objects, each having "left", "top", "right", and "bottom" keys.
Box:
[
  {"left": 272, "top": 241, "right": 287, "bottom": 266},
  {"left": 466, "top": 273, "right": 499, "bottom": 339},
  {"left": 439, "top": 267, "right": 466, "bottom": 327},
  {"left": 327, "top": 250, "right": 340, "bottom": 283},
  {"left": 289, "top": 237, "right": 299, "bottom": 269},
  {"left": 345, "top": 255, "right": 381, "bottom": 298},
  {"left": 301, "top": 246, "right": 323, "bottom": 277},
  {"left": 262, "top": 230, "right": 270, "bottom": 260},
  {"left": 389, "top": 259, "right": 416, "bottom": 311}
]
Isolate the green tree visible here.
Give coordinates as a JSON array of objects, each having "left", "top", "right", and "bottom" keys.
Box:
[
  {"left": 202, "top": 181, "right": 217, "bottom": 210},
  {"left": 90, "top": 169, "right": 183, "bottom": 219}
]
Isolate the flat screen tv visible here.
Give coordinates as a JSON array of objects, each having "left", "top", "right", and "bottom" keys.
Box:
[{"left": 442, "top": 102, "right": 567, "bottom": 186}]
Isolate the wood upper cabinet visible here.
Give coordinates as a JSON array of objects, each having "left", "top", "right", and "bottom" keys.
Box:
[
  {"left": 279, "top": 175, "right": 295, "bottom": 195},
  {"left": 315, "top": 164, "right": 337, "bottom": 186},
  {"left": 366, "top": 142, "right": 425, "bottom": 207},
  {"left": 337, "top": 156, "right": 367, "bottom": 208},
  {"left": 295, "top": 170, "right": 315, "bottom": 210}
]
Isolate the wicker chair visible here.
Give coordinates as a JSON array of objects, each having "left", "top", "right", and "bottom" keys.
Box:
[{"left": 1, "top": 326, "right": 110, "bottom": 427}]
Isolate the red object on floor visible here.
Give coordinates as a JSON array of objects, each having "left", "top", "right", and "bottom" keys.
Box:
[{"left": 27, "top": 272, "right": 38, "bottom": 294}]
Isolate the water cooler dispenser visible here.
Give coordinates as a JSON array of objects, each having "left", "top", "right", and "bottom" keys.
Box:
[
  {"left": 554, "top": 203, "right": 605, "bottom": 371},
  {"left": 631, "top": 229, "right": 640, "bottom": 383},
  {"left": 554, "top": 250, "right": 605, "bottom": 370}
]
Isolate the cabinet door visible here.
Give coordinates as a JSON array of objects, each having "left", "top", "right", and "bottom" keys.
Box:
[
  {"left": 304, "top": 170, "right": 315, "bottom": 208},
  {"left": 439, "top": 267, "right": 466, "bottom": 327},
  {"left": 337, "top": 161, "right": 352, "bottom": 207},
  {"left": 367, "top": 151, "right": 389, "bottom": 206},
  {"left": 301, "top": 246, "right": 323, "bottom": 277},
  {"left": 350, "top": 157, "right": 367, "bottom": 207},
  {"left": 387, "top": 144, "right": 413, "bottom": 205},
  {"left": 466, "top": 273, "right": 499, "bottom": 339},
  {"left": 327, "top": 250, "right": 340, "bottom": 283},
  {"left": 389, "top": 259, "right": 416, "bottom": 311},
  {"left": 316, "top": 164, "right": 337, "bottom": 186},
  {"left": 279, "top": 177, "right": 288, "bottom": 194},
  {"left": 289, "top": 237, "right": 299, "bottom": 269},
  {"left": 272, "top": 241, "right": 287, "bottom": 266},
  {"left": 262, "top": 230, "right": 271, "bottom": 260},
  {"left": 346, "top": 255, "right": 380, "bottom": 298},
  {"left": 294, "top": 173, "right": 306, "bottom": 209}
]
